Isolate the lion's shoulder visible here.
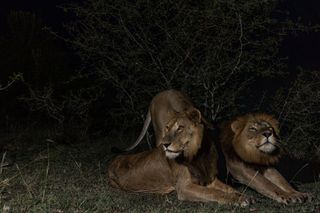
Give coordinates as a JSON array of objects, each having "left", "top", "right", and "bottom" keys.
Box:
[{"left": 183, "top": 128, "right": 218, "bottom": 185}]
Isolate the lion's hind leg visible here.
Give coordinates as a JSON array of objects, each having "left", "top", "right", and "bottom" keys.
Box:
[
  {"left": 107, "top": 156, "right": 127, "bottom": 189},
  {"left": 107, "top": 149, "right": 176, "bottom": 193}
]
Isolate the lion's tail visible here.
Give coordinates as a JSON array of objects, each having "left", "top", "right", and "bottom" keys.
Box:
[{"left": 111, "top": 110, "right": 151, "bottom": 153}]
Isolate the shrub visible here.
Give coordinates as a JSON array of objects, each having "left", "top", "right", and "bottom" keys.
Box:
[{"left": 65, "top": 0, "right": 287, "bottom": 127}]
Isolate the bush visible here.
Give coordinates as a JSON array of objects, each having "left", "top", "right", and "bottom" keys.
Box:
[
  {"left": 272, "top": 70, "right": 320, "bottom": 160},
  {"left": 65, "top": 0, "right": 287, "bottom": 127},
  {"left": 3, "top": 1, "right": 318, "bottom": 160}
]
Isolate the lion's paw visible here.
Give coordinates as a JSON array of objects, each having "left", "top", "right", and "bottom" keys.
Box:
[
  {"left": 277, "top": 192, "right": 312, "bottom": 204},
  {"left": 290, "top": 192, "right": 312, "bottom": 203},
  {"left": 236, "top": 195, "right": 256, "bottom": 207}
]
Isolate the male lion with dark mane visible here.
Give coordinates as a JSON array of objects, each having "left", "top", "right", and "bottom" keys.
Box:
[
  {"left": 108, "top": 90, "right": 251, "bottom": 206},
  {"left": 219, "top": 113, "right": 312, "bottom": 204}
]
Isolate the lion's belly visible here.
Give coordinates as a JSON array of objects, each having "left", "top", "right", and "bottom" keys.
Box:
[{"left": 108, "top": 149, "right": 175, "bottom": 194}]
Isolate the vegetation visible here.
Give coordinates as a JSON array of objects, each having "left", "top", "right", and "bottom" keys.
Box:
[
  {"left": 272, "top": 70, "right": 320, "bottom": 160},
  {"left": 0, "top": 1, "right": 319, "bottom": 159},
  {"left": 0, "top": 2, "right": 319, "bottom": 211},
  {"left": 65, "top": 0, "right": 287, "bottom": 123},
  {"left": 63, "top": 0, "right": 319, "bottom": 159},
  {"left": 0, "top": 132, "right": 319, "bottom": 212}
]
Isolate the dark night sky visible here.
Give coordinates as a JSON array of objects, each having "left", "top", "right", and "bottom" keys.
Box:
[
  {"left": 1, "top": 0, "right": 320, "bottom": 71},
  {"left": 279, "top": 0, "right": 320, "bottom": 70},
  {"left": 0, "top": 0, "right": 77, "bottom": 33},
  {"left": 0, "top": 0, "right": 71, "bottom": 25}
]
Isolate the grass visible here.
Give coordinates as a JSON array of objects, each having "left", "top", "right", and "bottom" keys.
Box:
[{"left": 0, "top": 131, "right": 319, "bottom": 212}]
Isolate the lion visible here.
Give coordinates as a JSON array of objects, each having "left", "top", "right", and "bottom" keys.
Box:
[
  {"left": 108, "top": 90, "right": 251, "bottom": 206},
  {"left": 113, "top": 89, "right": 211, "bottom": 152},
  {"left": 219, "top": 113, "right": 312, "bottom": 204},
  {"left": 108, "top": 126, "right": 252, "bottom": 206}
]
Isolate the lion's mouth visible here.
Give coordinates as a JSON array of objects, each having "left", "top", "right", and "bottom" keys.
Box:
[
  {"left": 165, "top": 151, "right": 181, "bottom": 159},
  {"left": 163, "top": 147, "right": 182, "bottom": 159},
  {"left": 256, "top": 140, "right": 272, "bottom": 148},
  {"left": 164, "top": 148, "right": 182, "bottom": 154},
  {"left": 256, "top": 141, "right": 278, "bottom": 153}
]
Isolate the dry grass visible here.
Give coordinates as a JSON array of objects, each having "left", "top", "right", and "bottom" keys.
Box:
[{"left": 0, "top": 133, "right": 319, "bottom": 212}]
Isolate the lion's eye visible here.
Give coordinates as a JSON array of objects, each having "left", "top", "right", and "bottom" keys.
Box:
[
  {"left": 165, "top": 125, "right": 169, "bottom": 132},
  {"left": 177, "top": 125, "right": 184, "bottom": 132},
  {"left": 249, "top": 127, "right": 257, "bottom": 131}
]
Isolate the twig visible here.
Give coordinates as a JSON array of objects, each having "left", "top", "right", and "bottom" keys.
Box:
[
  {"left": 0, "top": 151, "right": 7, "bottom": 174},
  {"left": 0, "top": 73, "right": 23, "bottom": 91},
  {"left": 232, "top": 171, "right": 259, "bottom": 212},
  {"left": 41, "top": 143, "right": 51, "bottom": 202},
  {"left": 290, "top": 163, "right": 309, "bottom": 183},
  {"left": 16, "top": 164, "right": 34, "bottom": 198}
]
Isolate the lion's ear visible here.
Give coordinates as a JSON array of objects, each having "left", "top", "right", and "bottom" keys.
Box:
[
  {"left": 187, "top": 108, "right": 202, "bottom": 124},
  {"left": 231, "top": 119, "right": 242, "bottom": 134}
]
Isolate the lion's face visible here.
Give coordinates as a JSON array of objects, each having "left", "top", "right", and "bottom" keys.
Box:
[
  {"left": 162, "top": 109, "right": 204, "bottom": 161},
  {"left": 230, "top": 113, "right": 280, "bottom": 165},
  {"left": 241, "top": 120, "right": 279, "bottom": 154}
]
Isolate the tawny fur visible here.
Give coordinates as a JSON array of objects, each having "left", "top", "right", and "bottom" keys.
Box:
[
  {"left": 108, "top": 128, "right": 251, "bottom": 206},
  {"left": 219, "top": 113, "right": 311, "bottom": 204},
  {"left": 117, "top": 89, "right": 211, "bottom": 152}
]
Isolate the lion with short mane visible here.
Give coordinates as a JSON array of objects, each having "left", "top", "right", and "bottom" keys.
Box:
[
  {"left": 219, "top": 113, "right": 311, "bottom": 204},
  {"left": 114, "top": 89, "right": 211, "bottom": 152},
  {"left": 108, "top": 90, "right": 251, "bottom": 206}
]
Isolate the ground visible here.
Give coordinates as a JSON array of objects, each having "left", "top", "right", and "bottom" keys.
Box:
[{"left": 0, "top": 132, "right": 319, "bottom": 212}]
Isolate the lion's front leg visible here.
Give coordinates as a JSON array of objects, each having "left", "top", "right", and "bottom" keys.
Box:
[
  {"left": 263, "top": 168, "right": 312, "bottom": 203},
  {"left": 227, "top": 160, "right": 297, "bottom": 204},
  {"left": 206, "top": 178, "right": 256, "bottom": 204},
  {"left": 175, "top": 167, "right": 251, "bottom": 207},
  {"left": 207, "top": 178, "right": 241, "bottom": 194}
]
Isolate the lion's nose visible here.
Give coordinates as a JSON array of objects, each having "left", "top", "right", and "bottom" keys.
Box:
[
  {"left": 163, "top": 143, "right": 170, "bottom": 148},
  {"left": 263, "top": 131, "right": 272, "bottom": 138}
]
